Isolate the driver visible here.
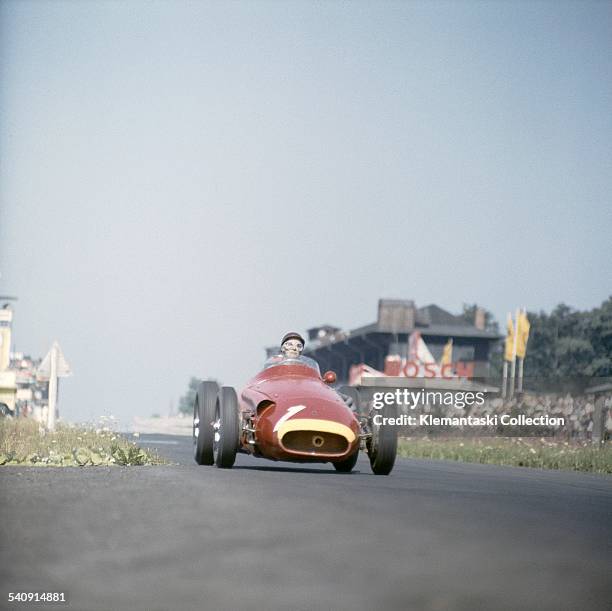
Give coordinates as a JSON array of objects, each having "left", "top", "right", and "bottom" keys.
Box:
[
  {"left": 280, "top": 332, "right": 305, "bottom": 358},
  {"left": 263, "top": 332, "right": 307, "bottom": 368},
  {"left": 264, "top": 333, "right": 356, "bottom": 413}
]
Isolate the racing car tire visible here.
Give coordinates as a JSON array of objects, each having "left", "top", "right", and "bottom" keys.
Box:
[
  {"left": 367, "top": 403, "right": 397, "bottom": 476},
  {"left": 333, "top": 451, "right": 359, "bottom": 473},
  {"left": 213, "top": 386, "right": 240, "bottom": 469},
  {"left": 194, "top": 380, "right": 219, "bottom": 465},
  {"left": 338, "top": 385, "right": 360, "bottom": 414}
]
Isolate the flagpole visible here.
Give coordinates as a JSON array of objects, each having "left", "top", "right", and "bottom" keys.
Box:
[
  {"left": 502, "top": 360, "right": 508, "bottom": 399},
  {"left": 47, "top": 343, "right": 58, "bottom": 432},
  {"left": 517, "top": 306, "right": 526, "bottom": 393},
  {"left": 509, "top": 308, "right": 519, "bottom": 399}
]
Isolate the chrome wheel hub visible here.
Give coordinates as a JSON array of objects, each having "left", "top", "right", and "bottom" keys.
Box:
[{"left": 212, "top": 406, "right": 222, "bottom": 460}]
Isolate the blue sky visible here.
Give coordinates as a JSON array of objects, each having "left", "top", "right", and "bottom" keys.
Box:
[{"left": 1, "top": 1, "right": 610, "bottom": 423}]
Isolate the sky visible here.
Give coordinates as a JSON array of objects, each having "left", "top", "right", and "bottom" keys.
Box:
[{"left": 1, "top": 0, "right": 611, "bottom": 425}]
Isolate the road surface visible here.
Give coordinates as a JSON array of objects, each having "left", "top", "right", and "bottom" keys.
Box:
[{"left": 1, "top": 434, "right": 611, "bottom": 611}]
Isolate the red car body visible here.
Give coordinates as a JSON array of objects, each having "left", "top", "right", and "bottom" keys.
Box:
[
  {"left": 238, "top": 360, "right": 361, "bottom": 464},
  {"left": 193, "top": 354, "right": 397, "bottom": 474}
]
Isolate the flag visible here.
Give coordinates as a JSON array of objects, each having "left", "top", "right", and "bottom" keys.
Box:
[
  {"left": 504, "top": 314, "right": 515, "bottom": 362},
  {"left": 441, "top": 338, "right": 453, "bottom": 366},
  {"left": 516, "top": 311, "right": 530, "bottom": 359},
  {"left": 408, "top": 331, "right": 436, "bottom": 364}
]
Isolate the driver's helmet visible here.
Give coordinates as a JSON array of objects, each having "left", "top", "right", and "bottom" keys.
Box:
[
  {"left": 281, "top": 332, "right": 305, "bottom": 349},
  {"left": 280, "top": 332, "right": 305, "bottom": 358}
]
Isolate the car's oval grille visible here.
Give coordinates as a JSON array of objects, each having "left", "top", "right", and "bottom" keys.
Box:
[{"left": 281, "top": 430, "right": 348, "bottom": 455}]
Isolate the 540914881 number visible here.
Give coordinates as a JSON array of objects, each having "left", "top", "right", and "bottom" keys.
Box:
[{"left": 8, "top": 593, "right": 66, "bottom": 603}]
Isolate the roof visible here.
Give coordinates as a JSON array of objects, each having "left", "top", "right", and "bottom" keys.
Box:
[
  {"left": 418, "top": 324, "right": 500, "bottom": 340},
  {"left": 303, "top": 320, "right": 500, "bottom": 355},
  {"left": 307, "top": 325, "right": 340, "bottom": 334},
  {"left": 416, "top": 304, "right": 470, "bottom": 327}
]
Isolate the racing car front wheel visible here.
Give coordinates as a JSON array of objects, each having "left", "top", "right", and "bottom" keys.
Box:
[
  {"left": 194, "top": 381, "right": 219, "bottom": 465},
  {"left": 213, "top": 386, "right": 240, "bottom": 469},
  {"left": 333, "top": 451, "right": 359, "bottom": 473},
  {"left": 367, "top": 403, "right": 397, "bottom": 475}
]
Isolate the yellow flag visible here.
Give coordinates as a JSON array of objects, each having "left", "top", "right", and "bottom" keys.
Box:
[
  {"left": 441, "top": 338, "right": 453, "bottom": 366},
  {"left": 504, "top": 314, "right": 515, "bottom": 362},
  {"left": 516, "top": 311, "right": 530, "bottom": 358}
]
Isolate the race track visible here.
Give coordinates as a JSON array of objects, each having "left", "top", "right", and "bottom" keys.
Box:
[{"left": 1, "top": 434, "right": 611, "bottom": 611}]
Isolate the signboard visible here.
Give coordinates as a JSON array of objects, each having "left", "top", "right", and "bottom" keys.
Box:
[{"left": 38, "top": 341, "right": 72, "bottom": 380}]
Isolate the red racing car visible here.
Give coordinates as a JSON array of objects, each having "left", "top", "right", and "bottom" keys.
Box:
[{"left": 193, "top": 355, "right": 397, "bottom": 475}]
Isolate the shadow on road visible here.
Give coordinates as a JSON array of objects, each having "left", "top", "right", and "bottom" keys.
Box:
[{"left": 232, "top": 464, "right": 358, "bottom": 475}]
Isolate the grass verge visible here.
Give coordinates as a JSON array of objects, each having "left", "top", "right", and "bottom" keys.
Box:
[
  {"left": 0, "top": 419, "right": 167, "bottom": 466},
  {"left": 397, "top": 437, "right": 612, "bottom": 474}
]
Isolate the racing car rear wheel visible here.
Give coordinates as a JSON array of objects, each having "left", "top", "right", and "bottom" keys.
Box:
[
  {"left": 338, "top": 385, "right": 360, "bottom": 415},
  {"left": 367, "top": 403, "right": 397, "bottom": 476},
  {"left": 333, "top": 451, "right": 359, "bottom": 473},
  {"left": 213, "top": 386, "right": 240, "bottom": 469},
  {"left": 194, "top": 381, "right": 219, "bottom": 465}
]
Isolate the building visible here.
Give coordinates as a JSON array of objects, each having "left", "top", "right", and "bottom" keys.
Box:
[
  {"left": 269, "top": 299, "right": 501, "bottom": 384},
  {"left": 0, "top": 306, "right": 17, "bottom": 412},
  {"left": 11, "top": 353, "right": 47, "bottom": 418},
  {"left": 0, "top": 304, "right": 49, "bottom": 418}
]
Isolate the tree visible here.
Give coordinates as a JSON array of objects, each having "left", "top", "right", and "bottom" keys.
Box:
[
  {"left": 459, "top": 298, "right": 612, "bottom": 386},
  {"left": 523, "top": 296, "right": 612, "bottom": 389},
  {"left": 178, "top": 377, "right": 200, "bottom": 415},
  {"left": 584, "top": 296, "right": 612, "bottom": 376},
  {"left": 178, "top": 377, "right": 221, "bottom": 415},
  {"left": 460, "top": 303, "right": 500, "bottom": 333}
]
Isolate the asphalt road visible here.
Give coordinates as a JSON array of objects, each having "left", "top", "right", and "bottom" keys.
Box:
[{"left": 1, "top": 434, "right": 611, "bottom": 611}]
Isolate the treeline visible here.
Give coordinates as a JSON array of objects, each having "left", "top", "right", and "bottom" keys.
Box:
[
  {"left": 179, "top": 377, "right": 221, "bottom": 415},
  {"left": 523, "top": 297, "right": 612, "bottom": 381},
  {"left": 178, "top": 377, "right": 200, "bottom": 415},
  {"left": 480, "top": 297, "right": 612, "bottom": 388}
]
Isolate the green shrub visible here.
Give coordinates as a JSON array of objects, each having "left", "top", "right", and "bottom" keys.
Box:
[
  {"left": 0, "top": 419, "right": 167, "bottom": 467},
  {"left": 397, "top": 437, "right": 612, "bottom": 474}
]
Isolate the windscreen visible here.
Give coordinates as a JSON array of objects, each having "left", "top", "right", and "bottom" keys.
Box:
[{"left": 262, "top": 355, "right": 321, "bottom": 375}]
